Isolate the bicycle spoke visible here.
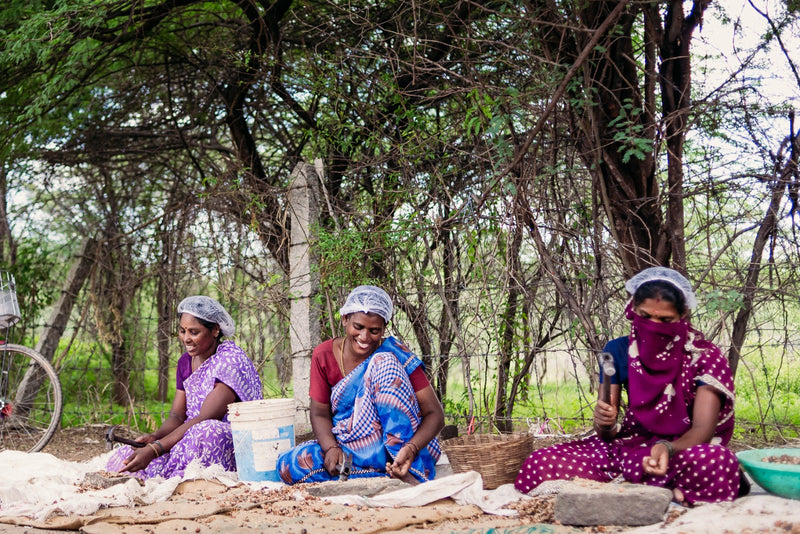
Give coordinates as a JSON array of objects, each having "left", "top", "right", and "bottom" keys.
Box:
[{"left": 0, "top": 345, "right": 62, "bottom": 452}]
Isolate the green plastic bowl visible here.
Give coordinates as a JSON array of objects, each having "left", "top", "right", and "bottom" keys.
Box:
[{"left": 737, "top": 448, "right": 800, "bottom": 500}]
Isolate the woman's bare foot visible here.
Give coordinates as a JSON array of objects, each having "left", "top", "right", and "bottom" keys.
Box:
[{"left": 672, "top": 487, "right": 690, "bottom": 507}]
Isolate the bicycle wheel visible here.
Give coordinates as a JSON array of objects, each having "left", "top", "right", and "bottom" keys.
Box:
[{"left": 0, "top": 343, "right": 63, "bottom": 453}]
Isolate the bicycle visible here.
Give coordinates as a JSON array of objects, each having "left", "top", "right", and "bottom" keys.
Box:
[{"left": 0, "top": 271, "right": 63, "bottom": 453}]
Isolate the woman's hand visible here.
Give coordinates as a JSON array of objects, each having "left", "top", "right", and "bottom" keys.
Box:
[
  {"left": 593, "top": 399, "right": 618, "bottom": 429},
  {"left": 310, "top": 399, "right": 344, "bottom": 476},
  {"left": 120, "top": 384, "right": 232, "bottom": 474},
  {"left": 641, "top": 385, "right": 723, "bottom": 477},
  {"left": 323, "top": 446, "right": 343, "bottom": 476},
  {"left": 386, "top": 443, "right": 417, "bottom": 479},
  {"left": 120, "top": 442, "right": 160, "bottom": 473},
  {"left": 643, "top": 442, "right": 671, "bottom": 476},
  {"left": 383, "top": 385, "right": 442, "bottom": 481},
  {"left": 134, "top": 433, "right": 156, "bottom": 445},
  {"left": 593, "top": 383, "right": 620, "bottom": 439}
]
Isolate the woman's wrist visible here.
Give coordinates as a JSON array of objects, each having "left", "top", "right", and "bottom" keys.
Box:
[
  {"left": 153, "top": 440, "right": 165, "bottom": 455},
  {"left": 323, "top": 444, "right": 341, "bottom": 455},
  {"left": 403, "top": 441, "right": 420, "bottom": 457},
  {"left": 594, "top": 421, "right": 619, "bottom": 433},
  {"left": 147, "top": 443, "right": 161, "bottom": 457},
  {"left": 655, "top": 440, "right": 675, "bottom": 458}
]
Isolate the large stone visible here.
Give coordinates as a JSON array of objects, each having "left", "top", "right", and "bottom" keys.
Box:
[
  {"left": 553, "top": 479, "right": 672, "bottom": 526},
  {"left": 81, "top": 471, "right": 142, "bottom": 489},
  {"left": 304, "top": 477, "right": 410, "bottom": 497}
]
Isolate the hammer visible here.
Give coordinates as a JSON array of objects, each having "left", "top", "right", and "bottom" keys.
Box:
[
  {"left": 597, "top": 351, "right": 616, "bottom": 405},
  {"left": 336, "top": 451, "right": 353, "bottom": 481},
  {"left": 105, "top": 425, "right": 146, "bottom": 451},
  {"left": 596, "top": 352, "right": 617, "bottom": 431}
]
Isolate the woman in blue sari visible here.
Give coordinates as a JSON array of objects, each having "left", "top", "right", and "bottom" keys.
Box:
[{"left": 277, "top": 285, "right": 444, "bottom": 484}]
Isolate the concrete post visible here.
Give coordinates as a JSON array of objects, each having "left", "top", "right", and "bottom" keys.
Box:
[{"left": 287, "top": 161, "right": 321, "bottom": 433}]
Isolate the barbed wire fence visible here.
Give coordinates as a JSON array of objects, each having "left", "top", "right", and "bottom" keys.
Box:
[{"left": 56, "top": 315, "right": 800, "bottom": 441}]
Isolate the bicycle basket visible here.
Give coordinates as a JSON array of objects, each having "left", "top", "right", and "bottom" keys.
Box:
[{"left": 0, "top": 271, "right": 21, "bottom": 329}]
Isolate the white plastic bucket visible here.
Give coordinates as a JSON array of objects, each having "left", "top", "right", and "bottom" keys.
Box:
[{"left": 228, "top": 398, "right": 295, "bottom": 482}]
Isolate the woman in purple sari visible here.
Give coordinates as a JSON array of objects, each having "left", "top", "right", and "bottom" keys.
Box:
[
  {"left": 515, "top": 268, "right": 741, "bottom": 506},
  {"left": 277, "top": 285, "right": 444, "bottom": 484},
  {"left": 106, "top": 296, "right": 263, "bottom": 479}
]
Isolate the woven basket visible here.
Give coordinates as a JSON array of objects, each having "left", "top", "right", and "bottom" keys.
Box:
[{"left": 441, "top": 433, "right": 533, "bottom": 489}]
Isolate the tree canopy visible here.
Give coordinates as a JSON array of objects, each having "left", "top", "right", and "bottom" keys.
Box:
[{"left": 1, "top": 0, "right": 799, "bottom": 428}]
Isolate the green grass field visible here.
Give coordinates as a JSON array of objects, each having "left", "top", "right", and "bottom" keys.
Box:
[{"left": 55, "top": 338, "right": 800, "bottom": 443}]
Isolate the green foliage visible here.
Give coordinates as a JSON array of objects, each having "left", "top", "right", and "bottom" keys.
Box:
[
  {"left": 315, "top": 225, "right": 377, "bottom": 296},
  {"left": 705, "top": 289, "right": 745, "bottom": 314},
  {"left": 608, "top": 98, "right": 650, "bottom": 163},
  {"left": 1, "top": 0, "right": 799, "bottom": 447},
  {"left": 1, "top": 238, "right": 61, "bottom": 336}
]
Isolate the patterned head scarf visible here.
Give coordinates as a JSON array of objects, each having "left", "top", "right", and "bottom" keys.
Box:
[{"left": 177, "top": 296, "right": 236, "bottom": 337}]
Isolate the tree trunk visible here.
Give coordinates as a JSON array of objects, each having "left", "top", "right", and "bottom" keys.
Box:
[
  {"left": 14, "top": 238, "right": 98, "bottom": 412},
  {"left": 34, "top": 238, "right": 99, "bottom": 362},
  {"left": 532, "top": 1, "right": 709, "bottom": 273},
  {"left": 657, "top": 0, "right": 711, "bottom": 273},
  {"left": 156, "top": 270, "right": 172, "bottom": 403},
  {"left": 728, "top": 117, "right": 799, "bottom": 377},
  {"left": 492, "top": 217, "right": 523, "bottom": 432},
  {"left": 111, "top": 338, "right": 131, "bottom": 405},
  {"left": 435, "top": 225, "right": 460, "bottom": 403},
  {"left": 155, "top": 198, "right": 188, "bottom": 402}
]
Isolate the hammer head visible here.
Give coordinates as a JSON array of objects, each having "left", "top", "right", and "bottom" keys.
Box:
[
  {"left": 105, "top": 425, "right": 146, "bottom": 450},
  {"left": 337, "top": 451, "right": 353, "bottom": 481},
  {"left": 105, "top": 425, "right": 118, "bottom": 451},
  {"left": 598, "top": 352, "right": 616, "bottom": 378}
]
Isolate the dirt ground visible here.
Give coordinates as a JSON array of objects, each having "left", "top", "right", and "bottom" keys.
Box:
[
  {"left": 3, "top": 425, "right": 570, "bottom": 534},
  {"left": 40, "top": 424, "right": 113, "bottom": 462},
  {"left": 5, "top": 425, "right": 796, "bottom": 534}
]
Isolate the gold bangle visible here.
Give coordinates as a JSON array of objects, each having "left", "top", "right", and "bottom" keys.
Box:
[
  {"left": 147, "top": 443, "right": 161, "bottom": 457},
  {"left": 153, "top": 440, "right": 165, "bottom": 455},
  {"left": 404, "top": 442, "right": 420, "bottom": 457}
]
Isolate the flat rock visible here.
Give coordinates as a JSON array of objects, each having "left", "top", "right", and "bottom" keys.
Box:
[
  {"left": 554, "top": 479, "right": 671, "bottom": 526},
  {"left": 304, "top": 477, "right": 410, "bottom": 497},
  {"left": 81, "top": 471, "right": 142, "bottom": 489}
]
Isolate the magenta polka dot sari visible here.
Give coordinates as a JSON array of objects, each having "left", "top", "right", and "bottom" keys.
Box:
[{"left": 515, "top": 311, "right": 739, "bottom": 505}]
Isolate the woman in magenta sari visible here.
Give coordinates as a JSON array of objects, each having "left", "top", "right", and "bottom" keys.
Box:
[
  {"left": 277, "top": 285, "right": 444, "bottom": 484},
  {"left": 515, "top": 268, "right": 741, "bottom": 506},
  {"left": 106, "top": 296, "right": 263, "bottom": 479}
]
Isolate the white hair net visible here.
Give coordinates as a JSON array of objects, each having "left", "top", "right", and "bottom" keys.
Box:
[
  {"left": 339, "top": 285, "right": 393, "bottom": 324},
  {"left": 625, "top": 267, "right": 697, "bottom": 310},
  {"left": 177, "top": 296, "right": 236, "bottom": 336}
]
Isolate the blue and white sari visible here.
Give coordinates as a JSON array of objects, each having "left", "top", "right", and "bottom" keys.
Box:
[{"left": 277, "top": 336, "right": 441, "bottom": 484}]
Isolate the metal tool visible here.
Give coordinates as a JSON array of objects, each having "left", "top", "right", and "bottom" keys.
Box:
[
  {"left": 597, "top": 352, "right": 617, "bottom": 431},
  {"left": 105, "top": 425, "right": 146, "bottom": 451},
  {"left": 336, "top": 451, "right": 353, "bottom": 481},
  {"left": 598, "top": 351, "right": 616, "bottom": 405}
]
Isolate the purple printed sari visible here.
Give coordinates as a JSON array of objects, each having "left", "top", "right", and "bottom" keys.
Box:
[{"left": 106, "top": 341, "right": 263, "bottom": 479}]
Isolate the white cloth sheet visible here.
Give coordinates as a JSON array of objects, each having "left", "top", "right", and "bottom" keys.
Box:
[{"left": 0, "top": 451, "right": 522, "bottom": 521}]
